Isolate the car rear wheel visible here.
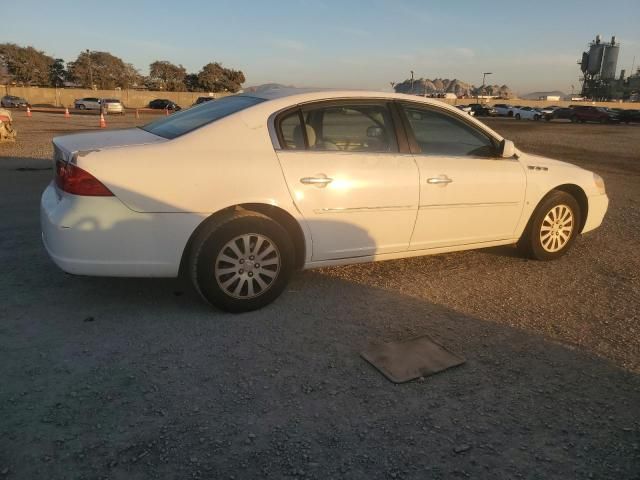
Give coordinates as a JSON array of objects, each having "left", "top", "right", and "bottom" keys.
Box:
[
  {"left": 534, "top": 114, "right": 540, "bottom": 121},
  {"left": 515, "top": 113, "right": 521, "bottom": 120},
  {"left": 189, "top": 210, "right": 294, "bottom": 312},
  {"left": 518, "top": 190, "right": 581, "bottom": 261},
  {"left": 78, "top": 104, "right": 86, "bottom": 110}
]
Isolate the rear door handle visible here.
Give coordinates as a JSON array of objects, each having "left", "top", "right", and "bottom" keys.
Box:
[
  {"left": 300, "top": 176, "right": 333, "bottom": 187},
  {"left": 427, "top": 176, "right": 453, "bottom": 185}
]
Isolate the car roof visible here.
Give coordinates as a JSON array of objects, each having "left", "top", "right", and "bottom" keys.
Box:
[
  {"left": 237, "top": 87, "right": 491, "bottom": 112},
  {"left": 231, "top": 88, "right": 506, "bottom": 143}
]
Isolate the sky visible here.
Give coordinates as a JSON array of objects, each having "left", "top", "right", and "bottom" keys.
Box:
[{"left": 3, "top": 0, "right": 640, "bottom": 95}]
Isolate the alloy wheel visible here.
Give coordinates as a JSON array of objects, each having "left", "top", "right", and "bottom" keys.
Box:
[
  {"left": 214, "top": 233, "right": 281, "bottom": 299},
  {"left": 540, "top": 204, "right": 574, "bottom": 253}
]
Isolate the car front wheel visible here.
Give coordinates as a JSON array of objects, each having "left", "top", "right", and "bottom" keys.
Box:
[
  {"left": 518, "top": 190, "right": 581, "bottom": 261},
  {"left": 189, "top": 210, "right": 294, "bottom": 312}
]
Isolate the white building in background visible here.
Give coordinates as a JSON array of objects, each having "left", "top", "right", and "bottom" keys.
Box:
[{"left": 538, "top": 95, "right": 561, "bottom": 101}]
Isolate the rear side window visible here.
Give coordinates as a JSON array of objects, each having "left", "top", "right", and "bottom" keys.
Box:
[
  {"left": 142, "top": 95, "right": 264, "bottom": 139},
  {"left": 278, "top": 102, "right": 398, "bottom": 153},
  {"left": 279, "top": 110, "right": 305, "bottom": 149},
  {"left": 401, "top": 104, "right": 497, "bottom": 157}
]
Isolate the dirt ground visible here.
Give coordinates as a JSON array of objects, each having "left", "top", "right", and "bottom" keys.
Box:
[{"left": 1, "top": 112, "right": 639, "bottom": 479}]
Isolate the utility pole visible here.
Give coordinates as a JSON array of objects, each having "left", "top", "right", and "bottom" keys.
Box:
[
  {"left": 410, "top": 70, "right": 414, "bottom": 93},
  {"left": 86, "top": 49, "right": 93, "bottom": 89}
]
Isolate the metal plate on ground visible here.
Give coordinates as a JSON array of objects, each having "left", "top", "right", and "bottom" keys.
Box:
[{"left": 361, "top": 335, "right": 465, "bottom": 383}]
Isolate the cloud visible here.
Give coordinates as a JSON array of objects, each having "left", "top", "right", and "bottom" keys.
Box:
[
  {"left": 334, "top": 26, "right": 370, "bottom": 38},
  {"left": 453, "top": 47, "right": 475, "bottom": 58},
  {"left": 271, "top": 39, "right": 307, "bottom": 52}
]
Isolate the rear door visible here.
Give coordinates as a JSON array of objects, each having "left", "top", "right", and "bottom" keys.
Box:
[{"left": 275, "top": 101, "right": 419, "bottom": 261}]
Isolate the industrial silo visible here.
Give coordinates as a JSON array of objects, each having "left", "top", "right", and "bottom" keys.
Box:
[
  {"left": 601, "top": 36, "right": 620, "bottom": 80},
  {"left": 587, "top": 41, "right": 605, "bottom": 75},
  {"left": 580, "top": 52, "right": 589, "bottom": 72}
]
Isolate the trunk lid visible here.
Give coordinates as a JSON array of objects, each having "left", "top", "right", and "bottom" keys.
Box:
[{"left": 53, "top": 128, "right": 166, "bottom": 158}]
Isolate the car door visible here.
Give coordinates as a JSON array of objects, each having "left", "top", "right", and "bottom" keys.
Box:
[
  {"left": 275, "top": 101, "right": 419, "bottom": 261},
  {"left": 398, "top": 102, "right": 526, "bottom": 250}
]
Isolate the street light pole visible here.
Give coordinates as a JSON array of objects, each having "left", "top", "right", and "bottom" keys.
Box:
[{"left": 479, "top": 72, "right": 492, "bottom": 103}]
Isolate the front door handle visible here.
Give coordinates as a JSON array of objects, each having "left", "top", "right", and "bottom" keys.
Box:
[
  {"left": 300, "top": 176, "right": 333, "bottom": 187},
  {"left": 427, "top": 175, "right": 453, "bottom": 185}
]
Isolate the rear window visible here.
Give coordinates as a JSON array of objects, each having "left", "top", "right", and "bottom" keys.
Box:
[{"left": 141, "top": 95, "right": 264, "bottom": 139}]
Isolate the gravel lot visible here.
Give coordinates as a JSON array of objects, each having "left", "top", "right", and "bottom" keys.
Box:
[{"left": 1, "top": 112, "right": 639, "bottom": 479}]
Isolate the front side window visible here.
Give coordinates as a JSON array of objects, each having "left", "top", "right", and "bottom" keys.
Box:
[
  {"left": 142, "top": 95, "right": 264, "bottom": 139},
  {"left": 401, "top": 104, "right": 497, "bottom": 157}
]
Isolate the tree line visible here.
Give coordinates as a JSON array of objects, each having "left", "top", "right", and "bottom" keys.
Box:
[{"left": 0, "top": 43, "right": 245, "bottom": 93}]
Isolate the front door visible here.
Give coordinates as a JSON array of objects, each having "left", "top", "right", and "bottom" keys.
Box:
[
  {"left": 398, "top": 102, "right": 526, "bottom": 250},
  {"left": 275, "top": 101, "right": 419, "bottom": 261}
]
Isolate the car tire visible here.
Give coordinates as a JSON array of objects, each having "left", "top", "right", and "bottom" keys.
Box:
[
  {"left": 534, "top": 114, "right": 540, "bottom": 121},
  {"left": 517, "top": 190, "right": 581, "bottom": 261},
  {"left": 508, "top": 111, "right": 513, "bottom": 117},
  {"left": 515, "top": 113, "right": 521, "bottom": 120},
  {"left": 189, "top": 210, "right": 294, "bottom": 312},
  {"left": 78, "top": 104, "right": 86, "bottom": 110}
]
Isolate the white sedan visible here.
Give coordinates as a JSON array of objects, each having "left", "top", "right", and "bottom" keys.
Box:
[
  {"left": 513, "top": 106, "right": 543, "bottom": 121},
  {"left": 41, "top": 89, "right": 609, "bottom": 312}
]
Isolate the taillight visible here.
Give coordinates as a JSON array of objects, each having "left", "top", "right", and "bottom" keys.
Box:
[{"left": 55, "top": 160, "right": 114, "bottom": 196}]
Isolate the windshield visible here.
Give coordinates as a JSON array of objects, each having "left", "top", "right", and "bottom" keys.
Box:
[{"left": 141, "top": 95, "right": 264, "bottom": 139}]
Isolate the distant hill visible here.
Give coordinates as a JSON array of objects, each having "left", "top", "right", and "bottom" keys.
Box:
[
  {"left": 243, "top": 83, "right": 294, "bottom": 93},
  {"left": 520, "top": 90, "right": 566, "bottom": 100},
  {"left": 394, "top": 78, "right": 513, "bottom": 98}
]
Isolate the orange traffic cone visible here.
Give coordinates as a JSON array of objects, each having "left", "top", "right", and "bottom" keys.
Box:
[
  {"left": 26, "top": 106, "right": 32, "bottom": 118},
  {"left": 165, "top": 108, "right": 169, "bottom": 116},
  {"left": 99, "top": 113, "right": 106, "bottom": 128},
  {"left": 64, "top": 107, "right": 70, "bottom": 119},
  {"left": 135, "top": 109, "right": 140, "bottom": 119}
]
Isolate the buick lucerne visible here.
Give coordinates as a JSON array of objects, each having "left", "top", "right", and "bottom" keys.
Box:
[{"left": 41, "top": 89, "right": 609, "bottom": 311}]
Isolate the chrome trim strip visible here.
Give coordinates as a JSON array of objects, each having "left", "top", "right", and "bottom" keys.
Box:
[
  {"left": 419, "top": 201, "right": 519, "bottom": 209},
  {"left": 314, "top": 205, "right": 415, "bottom": 213}
]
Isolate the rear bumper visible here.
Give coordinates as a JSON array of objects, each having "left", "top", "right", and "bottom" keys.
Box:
[
  {"left": 583, "top": 193, "right": 609, "bottom": 233},
  {"left": 40, "top": 182, "right": 204, "bottom": 277}
]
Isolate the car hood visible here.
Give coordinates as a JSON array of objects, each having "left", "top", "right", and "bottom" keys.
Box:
[{"left": 53, "top": 128, "right": 167, "bottom": 156}]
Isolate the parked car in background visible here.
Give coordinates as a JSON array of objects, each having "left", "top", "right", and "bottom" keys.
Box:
[
  {"left": 455, "top": 105, "right": 474, "bottom": 116},
  {"left": 570, "top": 106, "right": 619, "bottom": 124},
  {"left": 513, "top": 106, "right": 542, "bottom": 121},
  {"left": 613, "top": 109, "right": 640, "bottom": 124},
  {"left": 539, "top": 106, "right": 559, "bottom": 116},
  {"left": 101, "top": 99, "right": 125, "bottom": 115},
  {"left": 467, "top": 103, "right": 497, "bottom": 117},
  {"left": 1, "top": 95, "right": 30, "bottom": 108},
  {"left": 494, "top": 104, "right": 517, "bottom": 117},
  {"left": 546, "top": 107, "right": 575, "bottom": 121},
  {"left": 74, "top": 98, "right": 102, "bottom": 110},
  {"left": 149, "top": 99, "right": 181, "bottom": 111},
  {"left": 193, "top": 96, "right": 215, "bottom": 106},
  {"left": 41, "top": 89, "right": 608, "bottom": 312}
]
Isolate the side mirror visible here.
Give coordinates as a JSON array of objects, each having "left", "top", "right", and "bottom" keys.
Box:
[{"left": 500, "top": 139, "right": 516, "bottom": 158}]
